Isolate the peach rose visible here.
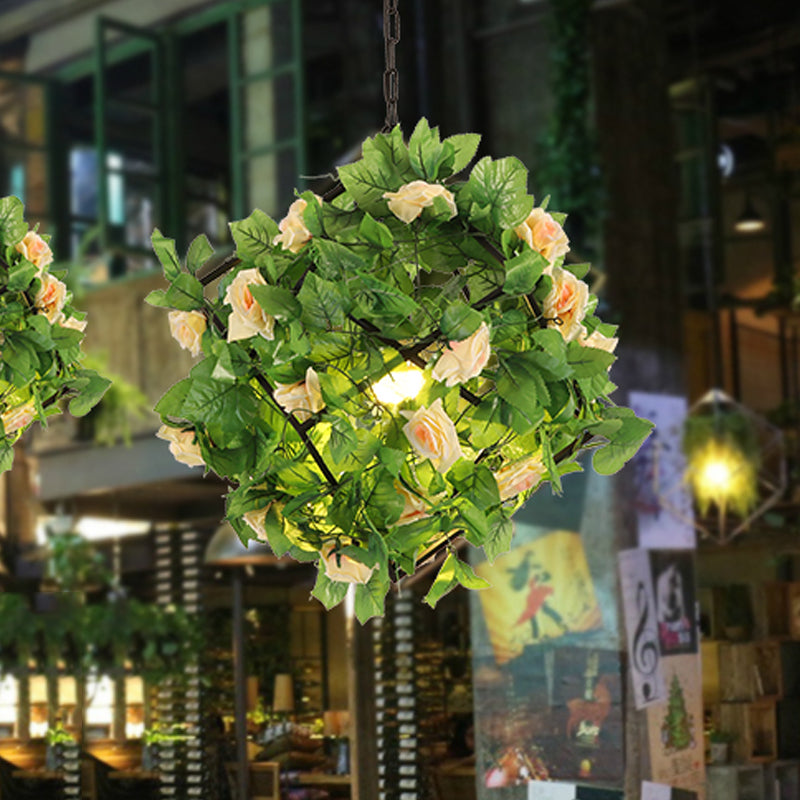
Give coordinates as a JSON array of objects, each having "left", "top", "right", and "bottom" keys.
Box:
[
  {"left": 432, "top": 322, "right": 491, "bottom": 387},
  {"left": 273, "top": 195, "right": 322, "bottom": 253},
  {"left": 156, "top": 425, "right": 204, "bottom": 467},
  {"left": 402, "top": 398, "right": 463, "bottom": 474},
  {"left": 242, "top": 505, "right": 272, "bottom": 541},
  {"left": 15, "top": 231, "right": 53, "bottom": 271},
  {"left": 396, "top": 483, "right": 429, "bottom": 526},
  {"left": 320, "top": 542, "right": 375, "bottom": 584},
  {"left": 2, "top": 400, "right": 37, "bottom": 436},
  {"left": 581, "top": 330, "right": 618, "bottom": 354},
  {"left": 494, "top": 455, "right": 546, "bottom": 501},
  {"left": 514, "top": 207, "right": 570, "bottom": 263},
  {"left": 542, "top": 265, "right": 589, "bottom": 343},
  {"left": 35, "top": 274, "right": 67, "bottom": 323},
  {"left": 383, "top": 180, "right": 457, "bottom": 224},
  {"left": 168, "top": 310, "right": 206, "bottom": 357},
  {"left": 273, "top": 367, "right": 325, "bottom": 422},
  {"left": 56, "top": 313, "right": 87, "bottom": 333},
  {"left": 223, "top": 268, "right": 275, "bottom": 343}
]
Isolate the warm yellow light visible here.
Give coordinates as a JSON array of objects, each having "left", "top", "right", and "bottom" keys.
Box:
[
  {"left": 699, "top": 458, "right": 733, "bottom": 492},
  {"left": 372, "top": 364, "right": 425, "bottom": 405},
  {"left": 687, "top": 439, "right": 758, "bottom": 517}
]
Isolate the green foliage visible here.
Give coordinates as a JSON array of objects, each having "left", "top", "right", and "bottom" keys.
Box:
[
  {"left": 150, "top": 121, "right": 651, "bottom": 619},
  {"left": 45, "top": 530, "right": 112, "bottom": 592},
  {"left": 0, "top": 197, "right": 108, "bottom": 469}
]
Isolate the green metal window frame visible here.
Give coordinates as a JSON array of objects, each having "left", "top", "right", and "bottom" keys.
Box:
[{"left": 55, "top": 0, "right": 306, "bottom": 252}]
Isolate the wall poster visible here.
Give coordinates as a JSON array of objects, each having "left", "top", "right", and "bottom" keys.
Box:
[{"left": 629, "top": 392, "right": 695, "bottom": 550}]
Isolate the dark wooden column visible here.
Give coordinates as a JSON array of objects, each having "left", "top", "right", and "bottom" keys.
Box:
[{"left": 592, "top": 1, "right": 685, "bottom": 795}]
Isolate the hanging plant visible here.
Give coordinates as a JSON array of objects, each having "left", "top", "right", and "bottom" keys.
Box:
[
  {"left": 0, "top": 197, "right": 111, "bottom": 469},
  {"left": 150, "top": 120, "right": 652, "bottom": 622}
]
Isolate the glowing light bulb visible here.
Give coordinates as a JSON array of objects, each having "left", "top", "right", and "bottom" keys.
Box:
[
  {"left": 700, "top": 459, "right": 733, "bottom": 491},
  {"left": 372, "top": 365, "right": 425, "bottom": 405}
]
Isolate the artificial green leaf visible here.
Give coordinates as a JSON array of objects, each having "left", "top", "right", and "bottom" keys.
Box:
[
  {"left": 354, "top": 570, "right": 390, "bottom": 623},
  {"left": 503, "top": 248, "right": 547, "bottom": 295},
  {"left": 145, "top": 289, "right": 170, "bottom": 308},
  {"left": 592, "top": 407, "right": 654, "bottom": 475},
  {"left": 378, "top": 446, "right": 405, "bottom": 477},
  {"left": 355, "top": 274, "right": 421, "bottom": 320},
  {"left": 313, "top": 238, "right": 368, "bottom": 277},
  {"left": 329, "top": 416, "right": 358, "bottom": 463},
  {"left": 439, "top": 301, "right": 483, "bottom": 340},
  {"left": 182, "top": 377, "right": 258, "bottom": 447},
  {"left": 165, "top": 273, "right": 205, "bottom": 311},
  {"left": 0, "top": 196, "right": 27, "bottom": 246},
  {"left": 298, "top": 272, "right": 349, "bottom": 330},
  {"left": 7, "top": 261, "right": 37, "bottom": 291},
  {"left": 448, "top": 461, "right": 501, "bottom": 508},
  {"left": 249, "top": 284, "right": 301, "bottom": 319},
  {"left": 311, "top": 570, "right": 349, "bottom": 610},
  {"left": 424, "top": 553, "right": 460, "bottom": 608},
  {"left": 358, "top": 213, "right": 394, "bottom": 251},
  {"left": 155, "top": 378, "right": 192, "bottom": 421},
  {"left": 230, "top": 209, "right": 279, "bottom": 260},
  {"left": 67, "top": 370, "right": 111, "bottom": 417},
  {"left": 467, "top": 156, "right": 534, "bottom": 230},
  {"left": 408, "top": 118, "right": 448, "bottom": 180},
  {"left": 446, "top": 133, "right": 481, "bottom": 175},
  {"left": 566, "top": 341, "right": 615, "bottom": 377},
  {"left": 0, "top": 442, "right": 15, "bottom": 475},
  {"left": 151, "top": 229, "right": 181, "bottom": 281},
  {"left": 186, "top": 234, "right": 214, "bottom": 274},
  {"left": 483, "top": 517, "right": 513, "bottom": 563}
]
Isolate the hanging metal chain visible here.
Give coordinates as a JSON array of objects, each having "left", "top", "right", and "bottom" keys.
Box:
[{"left": 383, "top": 0, "right": 400, "bottom": 130}]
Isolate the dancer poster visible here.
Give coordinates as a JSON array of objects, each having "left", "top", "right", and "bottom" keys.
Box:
[{"left": 475, "top": 531, "right": 603, "bottom": 665}]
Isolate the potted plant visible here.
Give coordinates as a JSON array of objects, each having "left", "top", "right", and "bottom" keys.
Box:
[
  {"left": 44, "top": 722, "right": 75, "bottom": 771},
  {"left": 709, "top": 728, "right": 736, "bottom": 764},
  {"left": 142, "top": 723, "right": 191, "bottom": 771}
]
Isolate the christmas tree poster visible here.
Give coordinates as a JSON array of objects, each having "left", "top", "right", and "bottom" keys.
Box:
[{"left": 646, "top": 654, "right": 705, "bottom": 797}]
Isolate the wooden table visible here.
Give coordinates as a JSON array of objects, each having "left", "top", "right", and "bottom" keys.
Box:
[{"left": 12, "top": 768, "right": 64, "bottom": 780}]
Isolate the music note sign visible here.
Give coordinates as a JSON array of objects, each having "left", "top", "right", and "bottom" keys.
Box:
[{"left": 618, "top": 549, "right": 665, "bottom": 709}]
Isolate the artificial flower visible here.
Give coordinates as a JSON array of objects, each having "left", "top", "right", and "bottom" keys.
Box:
[
  {"left": 542, "top": 265, "right": 589, "bottom": 343},
  {"left": 320, "top": 542, "right": 375, "bottom": 584},
  {"left": 432, "top": 322, "right": 491, "bottom": 387},
  {"left": 273, "top": 195, "right": 322, "bottom": 253},
  {"left": 1, "top": 400, "right": 37, "bottom": 436},
  {"left": 156, "top": 425, "right": 204, "bottom": 468},
  {"left": 514, "top": 207, "right": 569, "bottom": 263},
  {"left": 402, "top": 398, "right": 463, "bottom": 474},
  {"left": 273, "top": 367, "right": 325, "bottom": 423},
  {"left": 35, "top": 274, "right": 67, "bottom": 323},
  {"left": 15, "top": 231, "right": 53, "bottom": 271},
  {"left": 494, "top": 455, "right": 547, "bottom": 501},
  {"left": 168, "top": 310, "right": 206, "bottom": 357},
  {"left": 224, "top": 268, "right": 275, "bottom": 342},
  {"left": 383, "top": 180, "right": 457, "bottom": 223}
]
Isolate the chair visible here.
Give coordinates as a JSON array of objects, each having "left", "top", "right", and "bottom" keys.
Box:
[{"left": 226, "top": 761, "right": 281, "bottom": 800}]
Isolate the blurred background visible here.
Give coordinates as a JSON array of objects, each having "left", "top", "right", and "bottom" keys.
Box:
[{"left": 0, "top": 0, "right": 799, "bottom": 799}]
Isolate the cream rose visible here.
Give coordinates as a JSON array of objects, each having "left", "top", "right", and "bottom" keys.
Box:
[
  {"left": 396, "top": 483, "right": 429, "bottom": 526},
  {"left": 57, "top": 313, "right": 87, "bottom": 333},
  {"left": 15, "top": 231, "right": 53, "bottom": 271},
  {"left": 273, "top": 195, "right": 322, "bottom": 253},
  {"left": 514, "top": 207, "right": 570, "bottom": 263},
  {"left": 156, "top": 425, "right": 204, "bottom": 468},
  {"left": 383, "top": 180, "right": 457, "bottom": 224},
  {"left": 320, "top": 542, "right": 375, "bottom": 584},
  {"left": 242, "top": 505, "right": 272, "bottom": 541},
  {"left": 2, "top": 400, "right": 37, "bottom": 436},
  {"left": 168, "top": 310, "right": 206, "bottom": 357},
  {"left": 494, "top": 455, "right": 547, "bottom": 501},
  {"left": 35, "top": 274, "right": 67, "bottom": 323},
  {"left": 581, "top": 330, "right": 618, "bottom": 354},
  {"left": 542, "top": 265, "right": 589, "bottom": 343},
  {"left": 223, "top": 268, "right": 275, "bottom": 343},
  {"left": 273, "top": 367, "right": 325, "bottom": 423},
  {"left": 402, "top": 398, "right": 463, "bottom": 474},
  {"left": 432, "top": 322, "right": 491, "bottom": 387}
]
